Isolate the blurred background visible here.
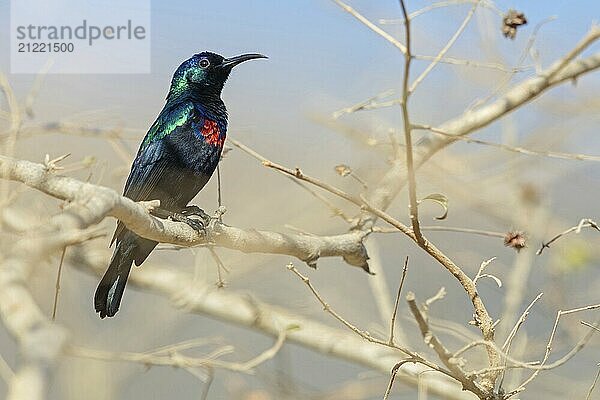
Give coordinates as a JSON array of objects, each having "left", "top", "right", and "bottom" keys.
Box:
[{"left": 1, "top": 1, "right": 600, "bottom": 399}]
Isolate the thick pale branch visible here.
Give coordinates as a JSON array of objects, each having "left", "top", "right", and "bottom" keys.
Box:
[
  {"left": 0, "top": 202, "right": 101, "bottom": 399},
  {"left": 71, "top": 244, "right": 476, "bottom": 400},
  {"left": 0, "top": 155, "right": 370, "bottom": 271}
]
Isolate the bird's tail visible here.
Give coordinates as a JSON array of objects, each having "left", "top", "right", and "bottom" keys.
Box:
[{"left": 94, "top": 240, "right": 135, "bottom": 318}]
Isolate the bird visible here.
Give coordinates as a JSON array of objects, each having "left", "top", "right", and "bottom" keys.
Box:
[{"left": 94, "top": 51, "right": 266, "bottom": 318}]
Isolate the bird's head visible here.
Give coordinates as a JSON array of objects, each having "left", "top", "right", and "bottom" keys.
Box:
[{"left": 168, "top": 51, "right": 266, "bottom": 100}]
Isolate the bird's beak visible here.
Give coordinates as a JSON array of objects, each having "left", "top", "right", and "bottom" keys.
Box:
[{"left": 220, "top": 53, "right": 267, "bottom": 69}]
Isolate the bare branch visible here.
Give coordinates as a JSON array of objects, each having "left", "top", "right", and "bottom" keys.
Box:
[
  {"left": 537, "top": 218, "right": 600, "bottom": 255},
  {"left": 413, "top": 123, "right": 600, "bottom": 163},
  {"left": 406, "top": 292, "right": 489, "bottom": 398},
  {"left": 287, "top": 263, "right": 414, "bottom": 356},
  {"left": 235, "top": 145, "right": 499, "bottom": 371},
  {"left": 0, "top": 155, "right": 370, "bottom": 271},
  {"left": 231, "top": 139, "right": 354, "bottom": 223},
  {"left": 389, "top": 256, "right": 409, "bottom": 346},
  {"left": 68, "top": 327, "right": 290, "bottom": 373},
  {"left": 585, "top": 364, "right": 600, "bottom": 400},
  {"left": 330, "top": 0, "right": 407, "bottom": 54},
  {"left": 360, "top": 40, "right": 600, "bottom": 229},
  {"left": 71, "top": 246, "right": 471, "bottom": 399},
  {"left": 379, "top": 0, "right": 502, "bottom": 24},
  {"left": 409, "top": 1, "right": 479, "bottom": 94},
  {"left": 509, "top": 304, "right": 600, "bottom": 396},
  {"left": 499, "top": 293, "right": 544, "bottom": 389},
  {"left": 399, "top": 0, "right": 424, "bottom": 243},
  {"left": 413, "top": 54, "right": 531, "bottom": 72}
]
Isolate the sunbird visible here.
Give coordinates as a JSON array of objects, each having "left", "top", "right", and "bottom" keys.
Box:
[{"left": 95, "top": 52, "right": 266, "bottom": 318}]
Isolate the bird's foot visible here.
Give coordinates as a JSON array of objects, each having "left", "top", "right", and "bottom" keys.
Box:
[
  {"left": 180, "top": 205, "right": 212, "bottom": 229},
  {"left": 170, "top": 212, "right": 206, "bottom": 233},
  {"left": 151, "top": 207, "right": 207, "bottom": 234},
  {"left": 180, "top": 205, "right": 211, "bottom": 222}
]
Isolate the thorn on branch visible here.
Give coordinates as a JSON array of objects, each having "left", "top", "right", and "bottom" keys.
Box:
[{"left": 43, "top": 153, "right": 71, "bottom": 173}]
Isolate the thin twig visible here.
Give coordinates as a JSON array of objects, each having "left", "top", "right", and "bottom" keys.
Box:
[
  {"left": 231, "top": 139, "right": 353, "bottom": 223},
  {"left": 287, "top": 263, "right": 468, "bottom": 391},
  {"left": 406, "top": 292, "right": 488, "bottom": 398},
  {"left": 332, "top": 89, "right": 397, "bottom": 119},
  {"left": 585, "top": 364, "right": 600, "bottom": 400},
  {"left": 498, "top": 293, "right": 544, "bottom": 390},
  {"left": 208, "top": 247, "right": 228, "bottom": 288},
  {"left": 382, "top": 358, "right": 422, "bottom": 400},
  {"left": 399, "top": 0, "right": 423, "bottom": 243},
  {"left": 451, "top": 318, "right": 598, "bottom": 379},
  {"left": 51, "top": 246, "right": 67, "bottom": 321},
  {"left": 413, "top": 124, "right": 600, "bottom": 163},
  {"left": 330, "top": 0, "right": 407, "bottom": 54},
  {"left": 472, "top": 257, "right": 497, "bottom": 286},
  {"left": 379, "top": 0, "right": 502, "bottom": 24},
  {"left": 537, "top": 218, "right": 600, "bottom": 255},
  {"left": 509, "top": 304, "right": 600, "bottom": 396},
  {"left": 200, "top": 367, "right": 214, "bottom": 400},
  {"left": 467, "top": 16, "right": 557, "bottom": 111},
  {"left": 409, "top": 1, "right": 479, "bottom": 94},
  {"left": 68, "top": 328, "right": 289, "bottom": 373},
  {"left": 362, "top": 46, "right": 600, "bottom": 233},
  {"left": 287, "top": 263, "right": 414, "bottom": 356},
  {"left": 413, "top": 54, "right": 531, "bottom": 72},
  {"left": 502, "top": 293, "right": 544, "bottom": 351},
  {"left": 233, "top": 148, "right": 496, "bottom": 365},
  {"left": 389, "top": 256, "right": 409, "bottom": 345},
  {"left": 581, "top": 321, "right": 600, "bottom": 333},
  {"left": 375, "top": 225, "right": 506, "bottom": 239}
]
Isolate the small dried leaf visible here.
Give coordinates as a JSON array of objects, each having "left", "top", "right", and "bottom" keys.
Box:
[
  {"left": 502, "top": 9, "right": 527, "bottom": 39},
  {"left": 335, "top": 164, "right": 352, "bottom": 177},
  {"left": 419, "top": 193, "right": 449, "bottom": 220}
]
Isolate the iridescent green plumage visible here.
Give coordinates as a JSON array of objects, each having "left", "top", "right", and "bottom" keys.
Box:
[{"left": 142, "top": 102, "right": 193, "bottom": 146}]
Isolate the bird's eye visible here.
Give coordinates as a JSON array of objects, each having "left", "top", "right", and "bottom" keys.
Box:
[{"left": 199, "top": 58, "right": 210, "bottom": 69}]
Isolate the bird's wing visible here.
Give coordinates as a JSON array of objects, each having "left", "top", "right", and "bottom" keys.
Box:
[
  {"left": 123, "top": 102, "right": 194, "bottom": 201},
  {"left": 111, "top": 102, "right": 195, "bottom": 245}
]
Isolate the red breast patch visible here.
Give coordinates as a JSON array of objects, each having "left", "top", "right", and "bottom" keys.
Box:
[{"left": 200, "top": 119, "right": 224, "bottom": 147}]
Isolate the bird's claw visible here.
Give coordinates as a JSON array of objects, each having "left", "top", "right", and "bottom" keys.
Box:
[
  {"left": 170, "top": 212, "right": 206, "bottom": 234},
  {"left": 180, "top": 205, "right": 212, "bottom": 231},
  {"left": 182, "top": 217, "right": 206, "bottom": 233},
  {"left": 152, "top": 207, "right": 207, "bottom": 235},
  {"left": 180, "top": 205, "right": 211, "bottom": 222}
]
